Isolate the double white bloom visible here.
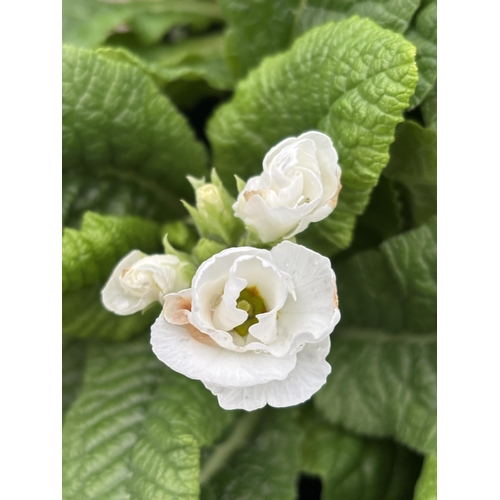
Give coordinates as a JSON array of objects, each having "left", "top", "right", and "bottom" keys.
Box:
[
  {"left": 233, "top": 131, "right": 342, "bottom": 243},
  {"left": 101, "top": 250, "right": 189, "bottom": 315},
  {"left": 151, "top": 241, "right": 339, "bottom": 411}
]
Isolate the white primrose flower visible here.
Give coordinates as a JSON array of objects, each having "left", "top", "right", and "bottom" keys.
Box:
[
  {"left": 102, "top": 250, "right": 190, "bottom": 315},
  {"left": 233, "top": 131, "right": 342, "bottom": 243},
  {"left": 151, "top": 241, "right": 340, "bottom": 411}
]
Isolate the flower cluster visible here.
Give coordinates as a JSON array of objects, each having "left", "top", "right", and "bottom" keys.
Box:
[{"left": 102, "top": 131, "right": 342, "bottom": 411}]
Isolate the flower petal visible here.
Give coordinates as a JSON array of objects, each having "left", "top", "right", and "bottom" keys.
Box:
[
  {"left": 205, "top": 337, "right": 331, "bottom": 411},
  {"left": 151, "top": 315, "right": 297, "bottom": 387}
]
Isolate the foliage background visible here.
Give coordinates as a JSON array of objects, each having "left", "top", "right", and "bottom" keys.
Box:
[{"left": 62, "top": 1, "right": 437, "bottom": 498}]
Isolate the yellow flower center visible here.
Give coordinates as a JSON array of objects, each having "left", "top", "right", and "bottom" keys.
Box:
[{"left": 234, "top": 286, "right": 267, "bottom": 337}]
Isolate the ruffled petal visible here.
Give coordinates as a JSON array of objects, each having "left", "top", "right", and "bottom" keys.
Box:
[
  {"left": 151, "top": 315, "right": 297, "bottom": 387},
  {"left": 205, "top": 337, "right": 331, "bottom": 411}
]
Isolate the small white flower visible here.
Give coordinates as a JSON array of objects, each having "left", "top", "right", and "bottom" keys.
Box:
[
  {"left": 233, "top": 131, "right": 342, "bottom": 243},
  {"left": 101, "top": 250, "right": 189, "bottom": 315},
  {"left": 151, "top": 241, "right": 340, "bottom": 411}
]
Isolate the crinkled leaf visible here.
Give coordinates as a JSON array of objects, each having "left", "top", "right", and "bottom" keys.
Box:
[
  {"left": 316, "top": 328, "right": 437, "bottom": 454},
  {"left": 62, "top": 338, "right": 87, "bottom": 418},
  {"left": 209, "top": 17, "right": 417, "bottom": 254},
  {"left": 421, "top": 81, "right": 437, "bottom": 130},
  {"left": 414, "top": 455, "right": 437, "bottom": 500},
  {"left": 201, "top": 408, "right": 303, "bottom": 500},
  {"left": 62, "top": 173, "right": 174, "bottom": 228},
  {"left": 406, "top": 1, "right": 437, "bottom": 108},
  {"left": 63, "top": 284, "right": 161, "bottom": 341},
  {"left": 63, "top": 336, "right": 235, "bottom": 499},
  {"left": 384, "top": 121, "right": 437, "bottom": 227},
  {"left": 63, "top": 0, "right": 222, "bottom": 48},
  {"left": 219, "top": 0, "right": 419, "bottom": 78},
  {"left": 336, "top": 218, "right": 437, "bottom": 333},
  {"left": 63, "top": 45, "right": 208, "bottom": 202},
  {"left": 301, "top": 414, "right": 422, "bottom": 500},
  {"left": 62, "top": 212, "right": 160, "bottom": 294}
]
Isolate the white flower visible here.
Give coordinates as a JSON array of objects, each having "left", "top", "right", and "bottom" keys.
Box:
[
  {"left": 151, "top": 241, "right": 340, "bottom": 411},
  {"left": 233, "top": 131, "right": 342, "bottom": 243},
  {"left": 101, "top": 250, "right": 189, "bottom": 315}
]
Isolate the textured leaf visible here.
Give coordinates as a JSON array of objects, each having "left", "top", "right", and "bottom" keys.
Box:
[
  {"left": 316, "top": 328, "right": 437, "bottom": 454},
  {"left": 406, "top": 1, "right": 437, "bottom": 107},
  {"left": 209, "top": 17, "right": 417, "bottom": 254},
  {"left": 62, "top": 338, "right": 87, "bottom": 418},
  {"left": 63, "top": 45, "right": 208, "bottom": 202},
  {"left": 219, "top": 0, "right": 419, "bottom": 78},
  {"left": 62, "top": 173, "right": 174, "bottom": 228},
  {"left": 414, "top": 455, "right": 437, "bottom": 500},
  {"left": 336, "top": 217, "right": 437, "bottom": 333},
  {"left": 421, "top": 81, "right": 437, "bottom": 130},
  {"left": 384, "top": 121, "right": 437, "bottom": 227},
  {"left": 301, "top": 414, "right": 422, "bottom": 500},
  {"left": 201, "top": 408, "right": 303, "bottom": 500},
  {"left": 63, "top": 336, "right": 235, "bottom": 499},
  {"left": 63, "top": 0, "right": 222, "bottom": 48},
  {"left": 62, "top": 212, "right": 160, "bottom": 294},
  {"left": 63, "top": 284, "right": 161, "bottom": 341}
]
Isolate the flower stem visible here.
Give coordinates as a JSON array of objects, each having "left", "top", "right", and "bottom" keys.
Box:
[{"left": 199, "top": 410, "right": 262, "bottom": 485}]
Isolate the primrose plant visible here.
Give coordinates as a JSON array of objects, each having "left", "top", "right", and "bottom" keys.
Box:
[{"left": 102, "top": 132, "right": 342, "bottom": 410}]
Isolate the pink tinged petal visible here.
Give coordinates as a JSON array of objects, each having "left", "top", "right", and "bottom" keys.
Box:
[
  {"left": 151, "top": 315, "right": 297, "bottom": 387},
  {"left": 101, "top": 250, "right": 157, "bottom": 315},
  {"left": 163, "top": 289, "right": 192, "bottom": 325},
  {"left": 205, "top": 337, "right": 331, "bottom": 411}
]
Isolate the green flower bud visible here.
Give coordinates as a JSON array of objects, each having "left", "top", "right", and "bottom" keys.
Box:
[
  {"left": 192, "top": 238, "right": 227, "bottom": 265},
  {"left": 182, "top": 170, "right": 244, "bottom": 245}
]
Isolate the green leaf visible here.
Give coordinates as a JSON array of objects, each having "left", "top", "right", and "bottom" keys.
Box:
[
  {"left": 201, "top": 408, "right": 303, "bottom": 500},
  {"left": 209, "top": 17, "right": 417, "bottom": 254},
  {"left": 406, "top": 1, "right": 437, "bottom": 108},
  {"left": 301, "top": 414, "right": 422, "bottom": 500},
  {"left": 63, "top": 0, "right": 222, "bottom": 48},
  {"left": 315, "top": 328, "right": 436, "bottom": 454},
  {"left": 62, "top": 338, "right": 87, "bottom": 418},
  {"left": 219, "top": 0, "right": 419, "bottom": 78},
  {"left": 63, "top": 284, "right": 161, "bottom": 341},
  {"left": 111, "top": 33, "right": 235, "bottom": 91},
  {"left": 62, "top": 212, "right": 161, "bottom": 294},
  {"left": 384, "top": 121, "right": 437, "bottom": 227},
  {"left": 414, "top": 455, "right": 437, "bottom": 500},
  {"left": 62, "top": 172, "right": 174, "bottom": 228},
  {"left": 421, "top": 81, "right": 437, "bottom": 130},
  {"left": 336, "top": 217, "right": 437, "bottom": 333},
  {"left": 63, "top": 336, "right": 235, "bottom": 499},
  {"left": 63, "top": 45, "right": 208, "bottom": 203}
]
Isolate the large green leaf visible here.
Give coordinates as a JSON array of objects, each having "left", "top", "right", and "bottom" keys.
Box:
[
  {"left": 62, "top": 212, "right": 160, "bottom": 294},
  {"left": 201, "top": 408, "right": 303, "bottom": 500},
  {"left": 63, "top": 336, "right": 235, "bottom": 499},
  {"left": 414, "top": 455, "right": 437, "bottom": 500},
  {"left": 63, "top": 45, "right": 208, "bottom": 203},
  {"left": 406, "top": 1, "right": 437, "bottom": 108},
  {"left": 317, "top": 221, "right": 437, "bottom": 454},
  {"left": 63, "top": 0, "right": 222, "bottom": 48},
  {"left": 62, "top": 338, "right": 87, "bottom": 418},
  {"left": 209, "top": 17, "right": 417, "bottom": 254},
  {"left": 316, "top": 327, "right": 436, "bottom": 454},
  {"left": 335, "top": 218, "right": 437, "bottom": 333},
  {"left": 62, "top": 172, "right": 173, "bottom": 228},
  {"left": 62, "top": 284, "right": 161, "bottom": 341},
  {"left": 219, "top": 0, "right": 419, "bottom": 78},
  {"left": 384, "top": 121, "right": 436, "bottom": 227},
  {"left": 301, "top": 413, "right": 422, "bottom": 500}
]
